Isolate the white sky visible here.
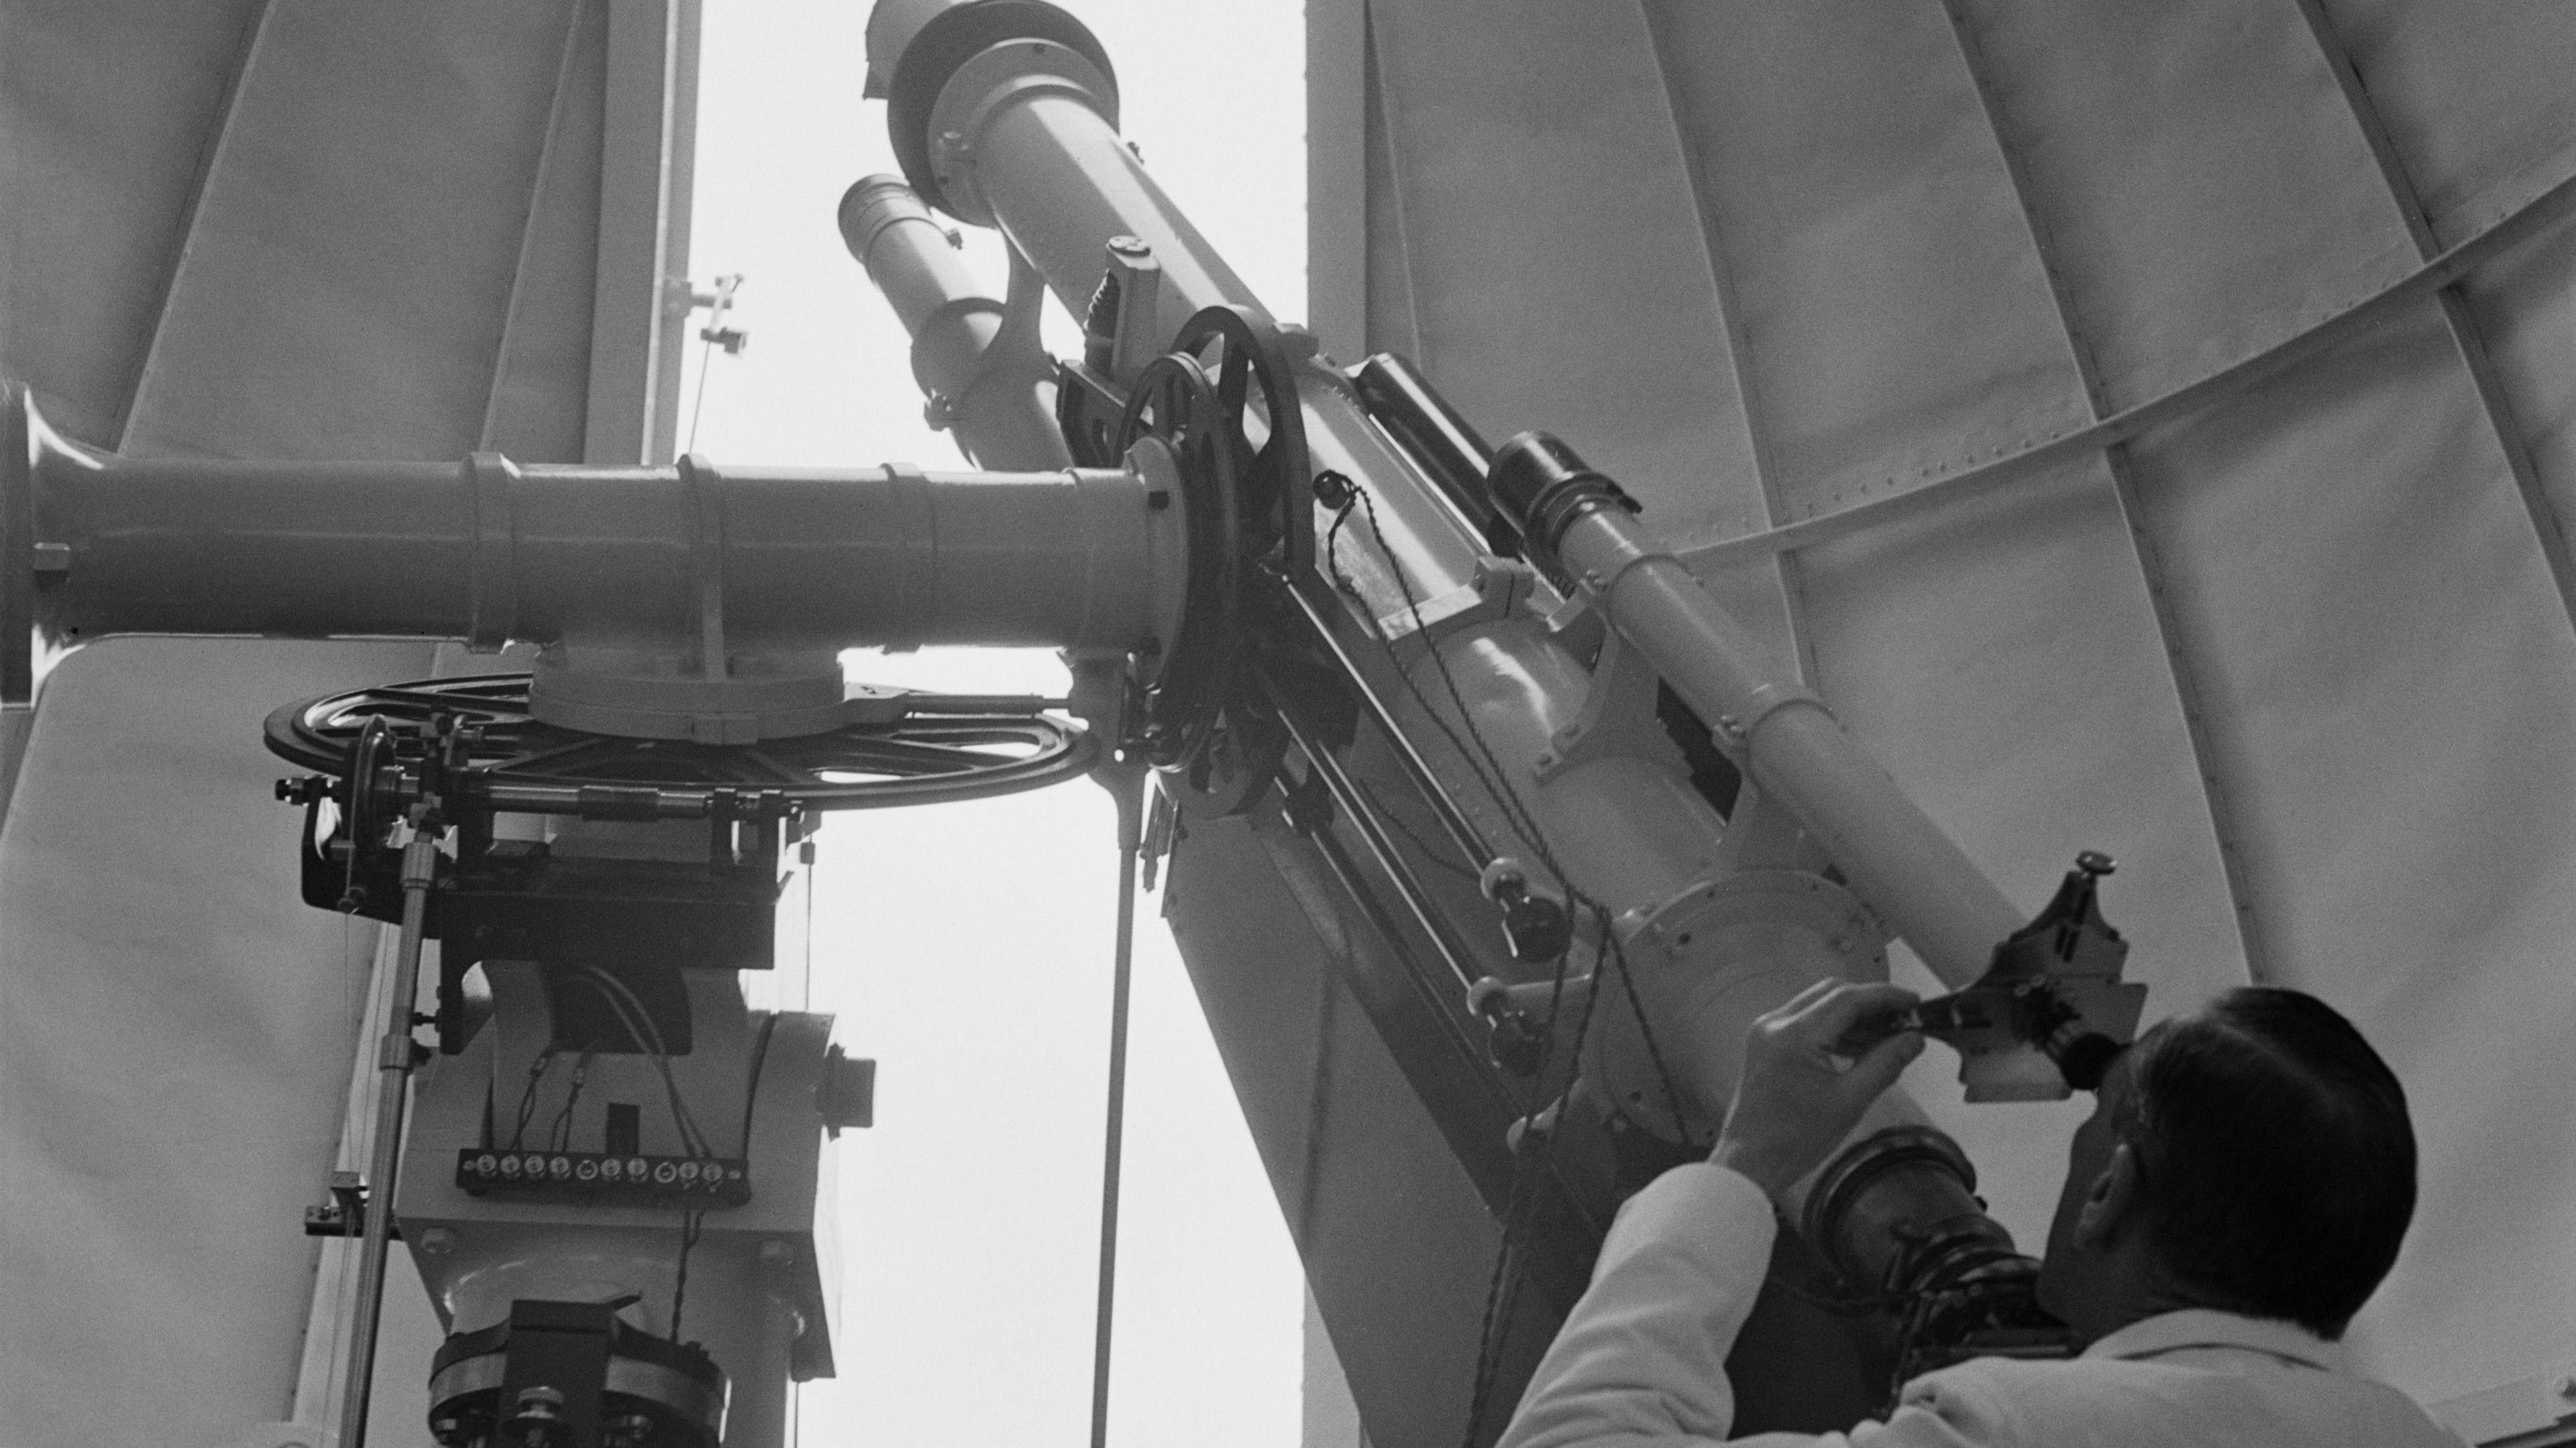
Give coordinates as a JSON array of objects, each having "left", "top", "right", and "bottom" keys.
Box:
[{"left": 682, "top": 5, "right": 1316, "bottom": 1445}]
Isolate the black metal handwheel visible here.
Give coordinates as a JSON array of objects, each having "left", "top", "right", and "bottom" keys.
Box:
[
  {"left": 265, "top": 675, "right": 1099, "bottom": 814},
  {"left": 1113, "top": 322, "right": 1307, "bottom": 817},
  {"left": 1169, "top": 305, "right": 1313, "bottom": 567}
]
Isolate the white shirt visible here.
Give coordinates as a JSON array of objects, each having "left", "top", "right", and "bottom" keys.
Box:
[{"left": 1499, "top": 1163, "right": 2465, "bottom": 1448}]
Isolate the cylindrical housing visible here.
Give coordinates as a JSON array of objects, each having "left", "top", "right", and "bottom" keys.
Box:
[
  {"left": 866, "top": 0, "right": 1260, "bottom": 369},
  {"left": 1552, "top": 510, "right": 2022, "bottom": 988},
  {"left": 840, "top": 174, "right": 984, "bottom": 335},
  {"left": 971, "top": 91, "right": 1265, "bottom": 359},
  {"left": 1803, "top": 1125, "right": 2024, "bottom": 1294}
]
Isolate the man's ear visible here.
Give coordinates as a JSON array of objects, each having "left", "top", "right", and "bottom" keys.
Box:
[{"left": 2072, "top": 1140, "right": 2143, "bottom": 1250}]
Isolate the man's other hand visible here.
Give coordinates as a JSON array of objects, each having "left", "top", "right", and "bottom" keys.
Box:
[{"left": 1709, "top": 979, "right": 1925, "bottom": 1205}]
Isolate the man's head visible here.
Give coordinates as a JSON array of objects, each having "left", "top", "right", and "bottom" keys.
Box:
[{"left": 2035, "top": 987, "right": 2416, "bottom": 1341}]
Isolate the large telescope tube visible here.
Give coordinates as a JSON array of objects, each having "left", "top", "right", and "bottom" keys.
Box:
[{"left": 4, "top": 384, "right": 1189, "bottom": 740}]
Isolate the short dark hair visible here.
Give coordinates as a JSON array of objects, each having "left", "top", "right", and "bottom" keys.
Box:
[{"left": 2121, "top": 987, "right": 2416, "bottom": 1339}]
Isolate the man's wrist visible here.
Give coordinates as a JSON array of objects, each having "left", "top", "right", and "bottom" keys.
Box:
[{"left": 1707, "top": 1136, "right": 1801, "bottom": 1207}]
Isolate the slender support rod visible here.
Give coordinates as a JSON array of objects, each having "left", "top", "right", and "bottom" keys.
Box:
[
  {"left": 335, "top": 828, "right": 440, "bottom": 1448},
  {"left": 1089, "top": 832, "right": 1139, "bottom": 1448},
  {"left": 1279, "top": 578, "right": 1496, "bottom": 869},
  {"left": 1263, "top": 665, "right": 1487, "bottom": 1002}
]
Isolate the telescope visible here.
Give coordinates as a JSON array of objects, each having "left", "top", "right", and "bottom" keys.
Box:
[{"left": 0, "top": 1, "right": 2156, "bottom": 1442}]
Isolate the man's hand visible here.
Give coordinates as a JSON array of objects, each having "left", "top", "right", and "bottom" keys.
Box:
[{"left": 1709, "top": 979, "right": 1925, "bottom": 1205}]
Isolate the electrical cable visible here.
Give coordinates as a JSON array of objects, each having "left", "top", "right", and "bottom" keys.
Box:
[
  {"left": 545, "top": 1049, "right": 596, "bottom": 1152},
  {"left": 1354, "top": 777, "right": 1483, "bottom": 882},
  {"left": 1087, "top": 836, "right": 1142, "bottom": 1448},
  {"left": 578, "top": 967, "right": 714, "bottom": 1155},
  {"left": 737, "top": 1013, "right": 780, "bottom": 1158},
  {"left": 669, "top": 1211, "right": 704, "bottom": 1342},
  {"left": 574, "top": 967, "right": 715, "bottom": 1158},
  {"left": 684, "top": 332, "right": 716, "bottom": 455},
  {"left": 508, "top": 1046, "right": 559, "bottom": 1151}
]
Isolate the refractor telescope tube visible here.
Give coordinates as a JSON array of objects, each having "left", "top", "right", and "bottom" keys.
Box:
[
  {"left": 860, "top": 1, "right": 2031, "bottom": 1007},
  {"left": 1492, "top": 434, "right": 2025, "bottom": 987},
  {"left": 1, "top": 385, "right": 1190, "bottom": 719}
]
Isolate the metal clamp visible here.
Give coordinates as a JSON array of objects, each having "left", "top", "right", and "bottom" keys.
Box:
[
  {"left": 464, "top": 453, "right": 519, "bottom": 654},
  {"left": 1715, "top": 679, "right": 1831, "bottom": 747}
]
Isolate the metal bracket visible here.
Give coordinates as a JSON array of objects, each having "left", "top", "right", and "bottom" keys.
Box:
[
  {"left": 303, "top": 1171, "right": 394, "bottom": 1239},
  {"left": 1105, "top": 237, "right": 1165, "bottom": 382},
  {"left": 1366, "top": 554, "right": 1539, "bottom": 657},
  {"left": 1532, "top": 626, "right": 1680, "bottom": 783},
  {"left": 1713, "top": 782, "right": 1833, "bottom": 877},
  {"left": 916, "top": 241, "right": 1058, "bottom": 454},
  {"left": 1712, "top": 678, "right": 1831, "bottom": 751}
]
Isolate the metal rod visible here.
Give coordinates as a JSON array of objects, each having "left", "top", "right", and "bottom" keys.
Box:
[
  {"left": 1351, "top": 353, "right": 1504, "bottom": 545},
  {"left": 1287, "top": 799, "right": 1534, "bottom": 1144},
  {"left": 1279, "top": 578, "right": 1497, "bottom": 869},
  {"left": 334, "top": 828, "right": 440, "bottom": 1448},
  {"left": 1087, "top": 836, "right": 1139, "bottom": 1448},
  {"left": 1262, "top": 667, "right": 1486, "bottom": 1001}
]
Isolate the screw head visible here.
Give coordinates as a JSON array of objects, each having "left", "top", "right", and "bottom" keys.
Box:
[{"left": 416, "top": 1226, "right": 456, "bottom": 1256}]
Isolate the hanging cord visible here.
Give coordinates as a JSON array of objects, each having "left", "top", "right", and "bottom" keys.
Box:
[
  {"left": 1088, "top": 831, "right": 1142, "bottom": 1448},
  {"left": 684, "top": 331, "right": 717, "bottom": 455},
  {"left": 1354, "top": 775, "right": 1483, "bottom": 882},
  {"left": 670, "top": 1210, "right": 705, "bottom": 1341},
  {"left": 1459, "top": 904, "right": 1609, "bottom": 1448}
]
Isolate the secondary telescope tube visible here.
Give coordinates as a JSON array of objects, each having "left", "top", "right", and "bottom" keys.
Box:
[{"left": 1493, "top": 433, "right": 2022, "bottom": 986}]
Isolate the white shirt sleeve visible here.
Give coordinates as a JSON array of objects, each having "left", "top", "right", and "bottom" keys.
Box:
[{"left": 1497, "top": 1162, "right": 2015, "bottom": 1448}]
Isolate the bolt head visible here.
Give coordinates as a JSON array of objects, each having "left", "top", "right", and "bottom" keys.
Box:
[{"left": 416, "top": 1226, "right": 456, "bottom": 1256}]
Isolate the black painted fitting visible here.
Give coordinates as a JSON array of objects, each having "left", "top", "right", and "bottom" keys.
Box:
[
  {"left": 1802, "top": 1125, "right": 2021, "bottom": 1294},
  {"left": 1487, "top": 431, "right": 1640, "bottom": 569}
]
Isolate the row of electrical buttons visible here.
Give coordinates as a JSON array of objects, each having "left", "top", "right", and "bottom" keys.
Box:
[{"left": 453, "top": 1149, "right": 751, "bottom": 1206}]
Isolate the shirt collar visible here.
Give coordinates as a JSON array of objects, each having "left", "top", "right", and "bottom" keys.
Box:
[{"left": 2079, "top": 1308, "right": 2345, "bottom": 1372}]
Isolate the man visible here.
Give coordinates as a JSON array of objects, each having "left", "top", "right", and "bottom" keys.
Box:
[{"left": 1499, "top": 979, "right": 2462, "bottom": 1447}]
